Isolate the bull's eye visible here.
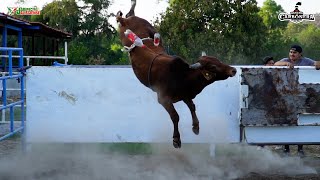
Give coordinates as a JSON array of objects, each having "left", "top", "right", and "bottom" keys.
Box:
[
  {"left": 209, "top": 65, "right": 217, "bottom": 71},
  {"left": 206, "top": 73, "right": 209, "bottom": 76}
]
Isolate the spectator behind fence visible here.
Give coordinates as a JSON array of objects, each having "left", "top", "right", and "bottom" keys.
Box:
[
  {"left": 274, "top": 44, "right": 320, "bottom": 156},
  {"left": 263, "top": 56, "right": 275, "bottom": 66},
  {"left": 274, "top": 44, "right": 320, "bottom": 69}
]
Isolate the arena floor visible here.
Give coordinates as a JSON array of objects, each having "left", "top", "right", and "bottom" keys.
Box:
[{"left": 1, "top": 135, "right": 320, "bottom": 180}]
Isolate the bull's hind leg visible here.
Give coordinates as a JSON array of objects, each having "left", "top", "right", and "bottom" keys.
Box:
[
  {"left": 158, "top": 96, "right": 181, "bottom": 148},
  {"left": 183, "top": 99, "right": 199, "bottom": 135}
]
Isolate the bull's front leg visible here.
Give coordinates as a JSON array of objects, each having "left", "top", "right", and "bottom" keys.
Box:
[
  {"left": 158, "top": 96, "right": 181, "bottom": 148},
  {"left": 183, "top": 99, "right": 199, "bottom": 135}
]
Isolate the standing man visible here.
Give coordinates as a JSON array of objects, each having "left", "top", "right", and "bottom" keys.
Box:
[
  {"left": 275, "top": 45, "right": 320, "bottom": 69},
  {"left": 274, "top": 44, "right": 320, "bottom": 156}
]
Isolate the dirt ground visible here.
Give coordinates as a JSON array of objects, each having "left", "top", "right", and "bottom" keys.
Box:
[{"left": 1, "top": 136, "right": 320, "bottom": 180}]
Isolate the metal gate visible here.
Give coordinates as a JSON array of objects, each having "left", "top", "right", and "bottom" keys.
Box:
[{"left": 0, "top": 47, "right": 25, "bottom": 141}]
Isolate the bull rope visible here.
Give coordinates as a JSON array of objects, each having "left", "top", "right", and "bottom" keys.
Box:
[{"left": 147, "top": 53, "right": 162, "bottom": 89}]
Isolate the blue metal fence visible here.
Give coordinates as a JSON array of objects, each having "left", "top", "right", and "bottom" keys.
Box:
[{"left": 0, "top": 47, "right": 25, "bottom": 141}]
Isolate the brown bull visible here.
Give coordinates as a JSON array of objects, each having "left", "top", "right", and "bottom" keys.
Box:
[{"left": 116, "top": 11, "right": 236, "bottom": 148}]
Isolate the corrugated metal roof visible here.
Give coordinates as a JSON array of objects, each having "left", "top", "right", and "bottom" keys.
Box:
[{"left": 0, "top": 12, "right": 72, "bottom": 39}]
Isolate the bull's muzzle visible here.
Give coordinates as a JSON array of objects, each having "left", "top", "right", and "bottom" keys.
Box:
[{"left": 229, "top": 67, "right": 237, "bottom": 77}]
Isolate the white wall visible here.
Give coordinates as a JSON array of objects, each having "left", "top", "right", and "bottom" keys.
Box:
[{"left": 26, "top": 66, "right": 241, "bottom": 143}]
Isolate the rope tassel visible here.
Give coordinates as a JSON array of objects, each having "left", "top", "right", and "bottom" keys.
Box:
[{"left": 124, "top": 29, "right": 146, "bottom": 48}]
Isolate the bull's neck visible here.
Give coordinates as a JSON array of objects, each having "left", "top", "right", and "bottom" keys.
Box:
[
  {"left": 129, "top": 47, "right": 154, "bottom": 66},
  {"left": 128, "top": 47, "right": 159, "bottom": 88},
  {"left": 143, "top": 41, "right": 167, "bottom": 54},
  {"left": 188, "top": 70, "right": 213, "bottom": 95}
]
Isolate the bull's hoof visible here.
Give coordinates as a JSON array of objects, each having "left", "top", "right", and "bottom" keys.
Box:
[
  {"left": 192, "top": 126, "right": 199, "bottom": 135},
  {"left": 173, "top": 138, "right": 181, "bottom": 148}
]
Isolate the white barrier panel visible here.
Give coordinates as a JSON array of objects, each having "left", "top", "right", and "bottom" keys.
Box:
[
  {"left": 245, "top": 126, "right": 320, "bottom": 144},
  {"left": 26, "top": 66, "right": 241, "bottom": 143}
]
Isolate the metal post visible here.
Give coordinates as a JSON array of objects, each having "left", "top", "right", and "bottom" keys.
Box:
[
  {"left": 8, "top": 50, "right": 13, "bottom": 129},
  {"left": 2, "top": 27, "right": 7, "bottom": 71},
  {"left": 18, "top": 30, "right": 23, "bottom": 68},
  {"left": 10, "top": 106, "right": 13, "bottom": 132},
  {"left": 18, "top": 31, "right": 22, "bottom": 48},
  {"left": 19, "top": 49, "right": 25, "bottom": 152},
  {"left": 64, "top": 41, "right": 68, "bottom": 65},
  {"left": 8, "top": 50, "right": 12, "bottom": 76},
  {"left": 2, "top": 72, "right": 7, "bottom": 123},
  {"left": 26, "top": 57, "right": 30, "bottom": 66},
  {"left": 1, "top": 111, "right": 5, "bottom": 123},
  {"left": 1, "top": 73, "right": 4, "bottom": 123}
]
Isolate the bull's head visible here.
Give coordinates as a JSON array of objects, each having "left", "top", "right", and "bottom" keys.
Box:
[{"left": 190, "top": 56, "right": 237, "bottom": 81}]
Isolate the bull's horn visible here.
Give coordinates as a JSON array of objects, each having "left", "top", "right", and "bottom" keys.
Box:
[{"left": 189, "top": 62, "right": 202, "bottom": 69}]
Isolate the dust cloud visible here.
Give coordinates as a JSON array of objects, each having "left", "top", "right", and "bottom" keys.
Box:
[{"left": 0, "top": 143, "right": 316, "bottom": 180}]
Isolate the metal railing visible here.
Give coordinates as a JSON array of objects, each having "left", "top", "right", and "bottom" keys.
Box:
[
  {"left": 0, "top": 55, "right": 67, "bottom": 66},
  {"left": 0, "top": 47, "right": 25, "bottom": 141},
  {"left": 0, "top": 41, "right": 69, "bottom": 65}
]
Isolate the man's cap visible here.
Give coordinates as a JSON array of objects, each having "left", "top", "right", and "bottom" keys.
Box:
[
  {"left": 263, "top": 56, "right": 273, "bottom": 64},
  {"left": 290, "top": 45, "right": 302, "bottom": 53}
]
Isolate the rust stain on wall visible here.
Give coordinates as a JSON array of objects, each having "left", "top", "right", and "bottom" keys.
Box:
[{"left": 241, "top": 68, "right": 320, "bottom": 126}]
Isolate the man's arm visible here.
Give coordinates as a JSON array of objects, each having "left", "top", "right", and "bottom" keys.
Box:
[
  {"left": 274, "top": 61, "right": 294, "bottom": 68},
  {"left": 315, "top": 61, "right": 320, "bottom": 70},
  {"left": 274, "top": 61, "right": 289, "bottom": 66}
]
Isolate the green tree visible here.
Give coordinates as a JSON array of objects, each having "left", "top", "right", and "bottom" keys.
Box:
[
  {"left": 10, "top": 0, "right": 128, "bottom": 65},
  {"left": 68, "top": 40, "right": 90, "bottom": 65},
  {"left": 262, "top": 20, "right": 320, "bottom": 61},
  {"left": 258, "top": 0, "right": 286, "bottom": 29},
  {"left": 38, "top": 0, "right": 80, "bottom": 36},
  {"left": 157, "top": 0, "right": 266, "bottom": 64},
  {"left": 78, "top": 0, "right": 113, "bottom": 36},
  {"left": 39, "top": 0, "right": 126, "bottom": 65},
  {"left": 258, "top": 0, "right": 288, "bottom": 61},
  {"left": 283, "top": 23, "right": 320, "bottom": 59}
]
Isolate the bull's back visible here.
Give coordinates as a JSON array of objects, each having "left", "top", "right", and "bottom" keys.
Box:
[{"left": 151, "top": 56, "right": 192, "bottom": 96}]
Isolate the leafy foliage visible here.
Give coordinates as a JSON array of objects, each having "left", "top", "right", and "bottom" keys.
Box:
[
  {"left": 42, "top": 0, "right": 80, "bottom": 36},
  {"left": 257, "top": 0, "right": 289, "bottom": 61},
  {"left": 157, "top": 0, "right": 267, "bottom": 64},
  {"left": 258, "top": 0, "right": 286, "bottom": 29},
  {"left": 282, "top": 23, "right": 320, "bottom": 60},
  {"left": 8, "top": 0, "right": 320, "bottom": 65},
  {"left": 38, "top": 0, "right": 127, "bottom": 65}
]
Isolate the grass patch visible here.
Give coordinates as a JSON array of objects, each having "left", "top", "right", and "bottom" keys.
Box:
[
  {"left": 6, "top": 132, "right": 22, "bottom": 139},
  {"left": 0, "top": 131, "right": 22, "bottom": 141},
  {"left": 27, "top": 143, "right": 153, "bottom": 155},
  {"left": 100, "top": 143, "right": 152, "bottom": 155},
  {"left": 0, "top": 106, "right": 26, "bottom": 121}
]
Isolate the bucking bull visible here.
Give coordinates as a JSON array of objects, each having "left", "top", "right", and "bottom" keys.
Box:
[{"left": 116, "top": 0, "right": 237, "bottom": 148}]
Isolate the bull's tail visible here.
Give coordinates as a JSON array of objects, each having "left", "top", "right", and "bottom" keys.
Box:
[{"left": 126, "top": 0, "right": 136, "bottom": 18}]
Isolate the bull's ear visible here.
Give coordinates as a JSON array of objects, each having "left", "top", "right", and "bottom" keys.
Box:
[{"left": 189, "top": 62, "right": 202, "bottom": 69}]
